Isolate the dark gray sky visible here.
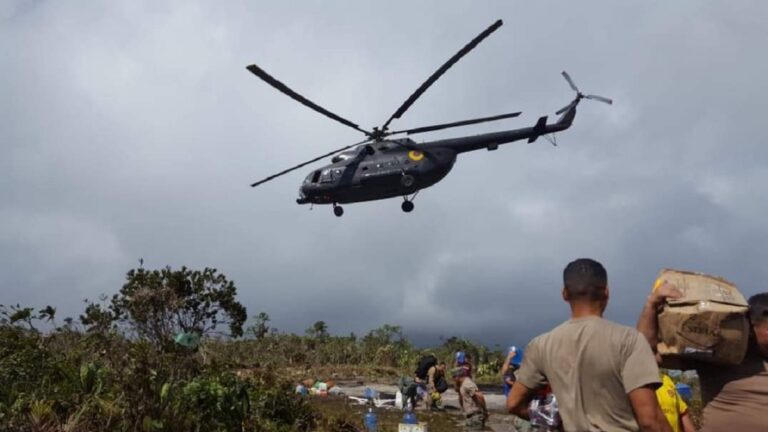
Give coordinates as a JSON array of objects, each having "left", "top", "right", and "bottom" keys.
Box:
[{"left": 2, "top": 1, "right": 767, "bottom": 347}]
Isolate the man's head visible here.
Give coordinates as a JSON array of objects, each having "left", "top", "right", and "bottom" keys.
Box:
[
  {"left": 562, "top": 258, "right": 609, "bottom": 314},
  {"left": 748, "top": 293, "right": 768, "bottom": 356}
]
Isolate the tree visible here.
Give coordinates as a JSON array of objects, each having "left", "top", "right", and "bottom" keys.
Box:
[
  {"left": 0, "top": 304, "right": 36, "bottom": 330},
  {"left": 109, "top": 266, "right": 247, "bottom": 348},
  {"left": 249, "top": 312, "right": 271, "bottom": 339},
  {"left": 305, "top": 321, "right": 328, "bottom": 339}
]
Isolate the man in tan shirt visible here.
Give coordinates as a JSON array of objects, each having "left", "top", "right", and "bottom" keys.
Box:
[
  {"left": 507, "top": 258, "right": 671, "bottom": 432},
  {"left": 638, "top": 285, "right": 768, "bottom": 432}
]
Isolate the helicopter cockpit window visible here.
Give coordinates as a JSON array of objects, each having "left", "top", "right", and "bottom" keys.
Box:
[
  {"left": 319, "top": 169, "right": 333, "bottom": 183},
  {"left": 307, "top": 170, "right": 321, "bottom": 184},
  {"left": 319, "top": 168, "right": 344, "bottom": 183}
]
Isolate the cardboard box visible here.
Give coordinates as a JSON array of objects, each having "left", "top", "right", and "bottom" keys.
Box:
[
  {"left": 655, "top": 269, "right": 749, "bottom": 365},
  {"left": 398, "top": 422, "right": 428, "bottom": 432}
]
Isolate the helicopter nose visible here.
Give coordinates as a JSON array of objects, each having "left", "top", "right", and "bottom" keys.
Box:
[{"left": 297, "top": 185, "right": 311, "bottom": 204}]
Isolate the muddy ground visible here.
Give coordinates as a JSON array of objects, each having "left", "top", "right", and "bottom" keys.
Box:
[{"left": 311, "top": 381, "right": 529, "bottom": 432}]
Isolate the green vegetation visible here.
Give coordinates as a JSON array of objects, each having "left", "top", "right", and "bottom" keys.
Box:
[
  {"left": 0, "top": 266, "right": 503, "bottom": 431},
  {"left": 2, "top": 265, "right": 699, "bottom": 431}
]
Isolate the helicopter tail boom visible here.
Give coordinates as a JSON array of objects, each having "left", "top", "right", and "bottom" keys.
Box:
[{"left": 422, "top": 114, "right": 572, "bottom": 153}]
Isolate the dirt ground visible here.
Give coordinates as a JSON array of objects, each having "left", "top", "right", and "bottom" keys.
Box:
[{"left": 317, "top": 381, "right": 529, "bottom": 432}]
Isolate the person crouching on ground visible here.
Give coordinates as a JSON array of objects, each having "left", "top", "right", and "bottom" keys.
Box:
[
  {"left": 638, "top": 284, "right": 768, "bottom": 432},
  {"left": 452, "top": 367, "right": 488, "bottom": 430},
  {"left": 507, "top": 258, "right": 671, "bottom": 432},
  {"left": 430, "top": 362, "right": 449, "bottom": 410}
]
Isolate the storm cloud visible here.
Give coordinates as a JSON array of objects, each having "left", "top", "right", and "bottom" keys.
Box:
[{"left": 2, "top": 1, "right": 767, "bottom": 347}]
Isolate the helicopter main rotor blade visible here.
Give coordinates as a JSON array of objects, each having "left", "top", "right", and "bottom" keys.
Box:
[
  {"left": 246, "top": 64, "right": 372, "bottom": 137},
  {"left": 561, "top": 70, "right": 579, "bottom": 92},
  {"left": 585, "top": 94, "right": 613, "bottom": 104},
  {"left": 250, "top": 139, "right": 371, "bottom": 188},
  {"left": 381, "top": 19, "right": 503, "bottom": 131},
  {"left": 390, "top": 111, "right": 522, "bottom": 136}
]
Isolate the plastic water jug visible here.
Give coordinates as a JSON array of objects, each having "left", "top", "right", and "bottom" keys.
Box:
[
  {"left": 402, "top": 409, "right": 418, "bottom": 424},
  {"left": 675, "top": 382, "right": 693, "bottom": 401},
  {"left": 364, "top": 387, "right": 377, "bottom": 400},
  {"left": 364, "top": 407, "right": 377, "bottom": 432}
]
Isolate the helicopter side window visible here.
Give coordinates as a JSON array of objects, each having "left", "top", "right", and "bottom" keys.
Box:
[{"left": 310, "top": 170, "right": 321, "bottom": 183}]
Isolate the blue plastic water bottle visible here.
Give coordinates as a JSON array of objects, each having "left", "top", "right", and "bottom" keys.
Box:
[
  {"left": 364, "top": 407, "right": 378, "bottom": 432},
  {"left": 364, "top": 387, "right": 377, "bottom": 400},
  {"left": 403, "top": 408, "right": 418, "bottom": 424},
  {"left": 675, "top": 383, "right": 693, "bottom": 402}
]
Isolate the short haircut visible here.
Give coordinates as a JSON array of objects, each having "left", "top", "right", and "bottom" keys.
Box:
[
  {"left": 563, "top": 258, "right": 608, "bottom": 301},
  {"left": 748, "top": 293, "right": 768, "bottom": 323}
]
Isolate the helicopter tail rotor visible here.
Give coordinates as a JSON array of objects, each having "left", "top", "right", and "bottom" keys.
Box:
[{"left": 556, "top": 70, "right": 613, "bottom": 115}]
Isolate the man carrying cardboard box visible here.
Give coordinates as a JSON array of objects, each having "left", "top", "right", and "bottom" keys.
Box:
[{"left": 637, "top": 282, "right": 768, "bottom": 432}]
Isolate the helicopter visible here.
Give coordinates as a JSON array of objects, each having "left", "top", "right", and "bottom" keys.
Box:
[{"left": 247, "top": 19, "right": 612, "bottom": 216}]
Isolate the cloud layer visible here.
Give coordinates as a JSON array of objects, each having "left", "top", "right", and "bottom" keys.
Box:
[{"left": 2, "top": 1, "right": 767, "bottom": 346}]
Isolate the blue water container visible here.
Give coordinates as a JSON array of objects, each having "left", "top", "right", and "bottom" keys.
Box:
[
  {"left": 364, "top": 408, "right": 378, "bottom": 432},
  {"left": 675, "top": 383, "right": 692, "bottom": 401},
  {"left": 364, "top": 387, "right": 377, "bottom": 400},
  {"left": 403, "top": 409, "right": 418, "bottom": 424}
]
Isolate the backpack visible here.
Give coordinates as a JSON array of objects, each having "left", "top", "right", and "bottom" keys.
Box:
[
  {"left": 415, "top": 355, "right": 438, "bottom": 380},
  {"left": 434, "top": 374, "right": 449, "bottom": 393}
]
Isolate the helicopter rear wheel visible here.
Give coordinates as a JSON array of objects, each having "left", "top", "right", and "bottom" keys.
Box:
[
  {"left": 333, "top": 205, "right": 344, "bottom": 217},
  {"left": 401, "top": 200, "right": 414, "bottom": 213}
]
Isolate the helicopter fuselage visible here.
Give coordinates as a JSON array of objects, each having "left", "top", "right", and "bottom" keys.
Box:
[{"left": 297, "top": 140, "right": 457, "bottom": 205}]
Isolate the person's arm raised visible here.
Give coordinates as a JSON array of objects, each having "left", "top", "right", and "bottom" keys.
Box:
[
  {"left": 637, "top": 282, "right": 682, "bottom": 350},
  {"left": 628, "top": 386, "right": 673, "bottom": 432},
  {"left": 636, "top": 282, "right": 690, "bottom": 369}
]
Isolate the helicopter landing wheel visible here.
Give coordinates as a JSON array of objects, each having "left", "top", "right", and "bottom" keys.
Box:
[
  {"left": 333, "top": 205, "right": 344, "bottom": 217},
  {"left": 401, "top": 200, "right": 414, "bottom": 213}
]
